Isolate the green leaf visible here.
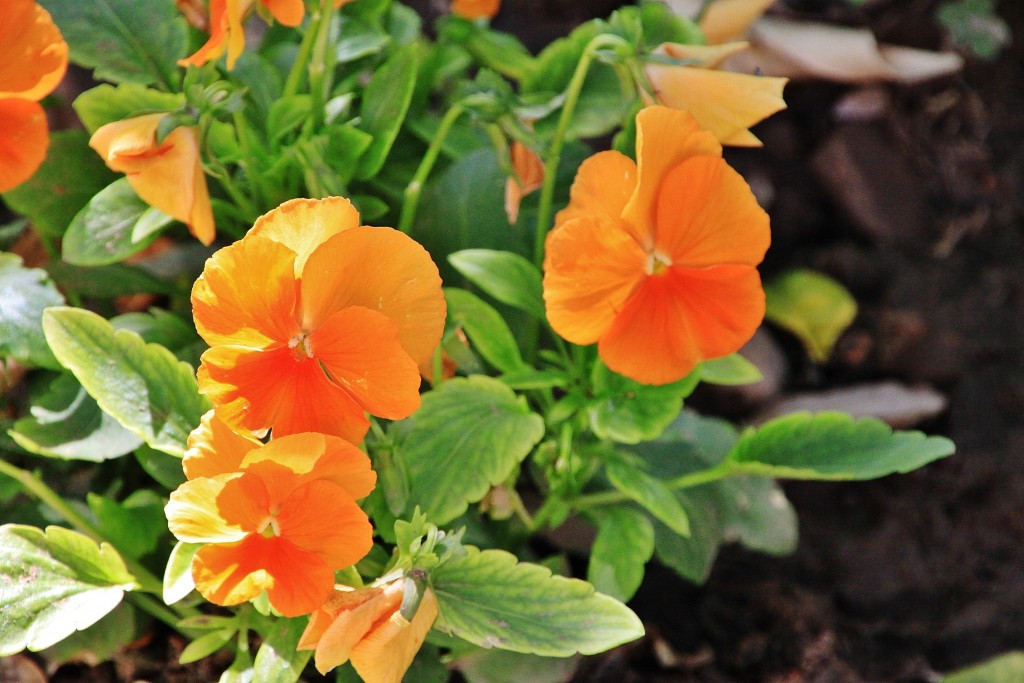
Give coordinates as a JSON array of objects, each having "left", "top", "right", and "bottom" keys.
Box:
[
  {"left": 252, "top": 617, "right": 313, "bottom": 683},
  {"left": 135, "top": 444, "right": 187, "bottom": 490},
  {"left": 0, "top": 253, "right": 65, "bottom": 369},
  {"left": 335, "top": 16, "right": 391, "bottom": 63},
  {"left": 718, "top": 476, "right": 798, "bottom": 555},
  {"left": 356, "top": 44, "right": 419, "bottom": 179},
  {"left": 588, "top": 361, "right": 699, "bottom": 444},
  {"left": 164, "top": 541, "right": 199, "bottom": 605},
  {"left": 46, "top": 262, "right": 177, "bottom": 298},
  {"left": 651, "top": 488, "right": 721, "bottom": 584},
  {"left": 88, "top": 491, "right": 167, "bottom": 560},
  {"left": 268, "top": 96, "right": 313, "bottom": 144},
  {"left": 180, "top": 629, "right": 236, "bottom": 664},
  {"left": 73, "top": 84, "right": 184, "bottom": 133},
  {"left": 2, "top": 130, "right": 116, "bottom": 242},
  {"left": 587, "top": 506, "right": 654, "bottom": 602},
  {"left": 455, "top": 646, "right": 578, "bottom": 683},
  {"left": 62, "top": 179, "right": 173, "bottom": 266},
  {"left": 432, "top": 547, "right": 644, "bottom": 656},
  {"left": 937, "top": 0, "right": 1011, "bottom": 60},
  {"left": 0, "top": 524, "right": 137, "bottom": 655},
  {"left": 700, "top": 353, "right": 763, "bottom": 386},
  {"left": 391, "top": 376, "right": 544, "bottom": 524},
  {"left": 9, "top": 373, "right": 143, "bottom": 461},
  {"left": 40, "top": 0, "right": 187, "bottom": 87},
  {"left": 943, "top": 652, "right": 1024, "bottom": 683},
  {"left": 444, "top": 288, "right": 526, "bottom": 373},
  {"left": 764, "top": 269, "right": 857, "bottom": 363},
  {"left": 42, "top": 307, "right": 209, "bottom": 457},
  {"left": 604, "top": 458, "right": 689, "bottom": 536},
  {"left": 727, "top": 412, "right": 956, "bottom": 480},
  {"left": 498, "top": 368, "right": 567, "bottom": 391},
  {"left": 462, "top": 25, "right": 535, "bottom": 82},
  {"left": 448, "top": 249, "right": 545, "bottom": 320},
  {"left": 39, "top": 602, "right": 136, "bottom": 668},
  {"left": 111, "top": 309, "right": 197, "bottom": 351}
]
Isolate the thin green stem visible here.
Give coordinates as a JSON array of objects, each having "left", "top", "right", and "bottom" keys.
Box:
[
  {"left": 283, "top": 11, "right": 321, "bottom": 98},
  {"left": 532, "top": 33, "right": 632, "bottom": 268},
  {"left": 305, "top": 0, "right": 336, "bottom": 132},
  {"left": 573, "top": 461, "right": 735, "bottom": 510},
  {"left": 128, "top": 593, "right": 200, "bottom": 636},
  {"left": 397, "top": 102, "right": 467, "bottom": 235}
]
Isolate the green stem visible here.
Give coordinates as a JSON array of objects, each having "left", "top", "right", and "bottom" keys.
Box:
[
  {"left": 283, "top": 10, "right": 322, "bottom": 98},
  {"left": 532, "top": 33, "right": 632, "bottom": 268},
  {"left": 128, "top": 593, "right": 200, "bottom": 636},
  {"left": 573, "top": 461, "right": 735, "bottom": 510},
  {"left": 306, "top": 0, "right": 336, "bottom": 132},
  {"left": 397, "top": 102, "right": 467, "bottom": 235}
]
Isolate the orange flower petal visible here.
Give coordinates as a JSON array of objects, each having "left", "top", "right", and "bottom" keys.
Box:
[
  {"left": 0, "top": 0, "right": 68, "bottom": 101},
  {"left": 273, "top": 479, "right": 373, "bottom": 568},
  {"left": 654, "top": 156, "right": 770, "bottom": 268},
  {"left": 543, "top": 216, "right": 647, "bottom": 345},
  {"left": 300, "top": 227, "right": 446, "bottom": 362},
  {"left": 299, "top": 586, "right": 383, "bottom": 653},
  {"left": 179, "top": 0, "right": 251, "bottom": 69},
  {"left": 311, "top": 307, "right": 422, "bottom": 420},
  {"left": 183, "top": 410, "right": 262, "bottom": 480},
  {"left": 621, "top": 107, "right": 721, "bottom": 248},
  {"left": 193, "top": 234, "right": 300, "bottom": 349},
  {"left": 307, "top": 582, "right": 404, "bottom": 674},
  {"left": 598, "top": 264, "right": 765, "bottom": 384},
  {"left": 249, "top": 196, "right": 361, "bottom": 276},
  {"left": 554, "top": 151, "right": 637, "bottom": 230},
  {"left": 261, "top": 0, "right": 304, "bottom": 26},
  {"left": 452, "top": 0, "right": 500, "bottom": 20},
  {"left": 504, "top": 142, "right": 545, "bottom": 225},
  {"left": 655, "top": 42, "right": 750, "bottom": 69},
  {"left": 241, "top": 432, "right": 376, "bottom": 500},
  {"left": 165, "top": 474, "right": 250, "bottom": 544},
  {"left": 351, "top": 588, "right": 439, "bottom": 683},
  {"left": 0, "top": 98, "right": 47, "bottom": 193},
  {"left": 699, "top": 0, "right": 774, "bottom": 44}
]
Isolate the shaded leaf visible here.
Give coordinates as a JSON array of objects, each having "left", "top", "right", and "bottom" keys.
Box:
[
  {"left": 0, "top": 254, "right": 65, "bottom": 369},
  {"left": 588, "top": 362, "right": 699, "bottom": 444},
  {"left": 73, "top": 84, "right": 184, "bottom": 133},
  {"left": 62, "top": 179, "right": 173, "bottom": 266},
  {"left": 449, "top": 249, "right": 545, "bottom": 320},
  {"left": 356, "top": 44, "right": 419, "bottom": 178},
  {"left": 444, "top": 288, "right": 526, "bottom": 373},
  {"left": 587, "top": 506, "right": 654, "bottom": 602}
]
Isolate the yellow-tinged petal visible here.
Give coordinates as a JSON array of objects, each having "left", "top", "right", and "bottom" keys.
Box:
[
  {"left": 249, "top": 196, "right": 361, "bottom": 276},
  {"left": 350, "top": 589, "right": 439, "bottom": 683},
  {"left": 183, "top": 410, "right": 262, "bottom": 480},
  {"left": 0, "top": 98, "right": 48, "bottom": 193},
  {"left": 621, "top": 107, "right": 721, "bottom": 248},
  {"left": 700, "top": 0, "right": 774, "bottom": 44},
  {"left": 241, "top": 432, "right": 376, "bottom": 500},
  {"left": 165, "top": 474, "right": 250, "bottom": 544},
  {"left": 305, "top": 581, "right": 405, "bottom": 674},
  {"left": 300, "top": 227, "right": 446, "bottom": 363},
  {"left": 554, "top": 151, "right": 637, "bottom": 230},
  {"left": 543, "top": 215, "right": 646, "bottom": 345},
  {"left": 0, "top": 0, "right": 68, "bottom": 101}
]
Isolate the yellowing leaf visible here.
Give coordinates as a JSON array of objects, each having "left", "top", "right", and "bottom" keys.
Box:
[{"left": 764, "top": 269, "right": 857, "bottom": 363}]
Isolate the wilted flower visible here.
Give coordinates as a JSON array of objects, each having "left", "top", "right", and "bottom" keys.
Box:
[{"left": 504, "top": 141, "right": 545, "bottom": 224}]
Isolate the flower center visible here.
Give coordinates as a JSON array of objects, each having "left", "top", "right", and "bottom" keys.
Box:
[
  {"left": 645, "top": 251, "right": 673, "bottom": 276},
  {"left": 257, "top": 515, "right": 281, "bottom": 538},
  {"left": 288, "top": 331, "right": 314, "bottom": 361}
]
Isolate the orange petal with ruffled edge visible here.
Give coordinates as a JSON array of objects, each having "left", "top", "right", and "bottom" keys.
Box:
[
  {"left": 261, "top": 0, "right": 304, "bottom": 26},
  {"left": 273, "top": 479, "right": 373, "bottom": 568},
  {"left": 0, "top": 0, "right": 68, "bottom": 101},
  {"left": 241, "top": 432, "right": 376, "bottom": 500},
  {"left": 192, "top": 234, "right": 300, "bottom": 349},
  {"left": 165, "top": 474, "right": 251, "bottom": 544},
  {"left": 300, "top": 227, "right": 446, "bottom": 362},
  {"left": 452, "top": 0, "right": 500, "bottom": 20},
  {"left": 249, "top": 196, "right": 362, "bottom": 276},
  {"left": 543, "top": 215, "right": 647, "bottom": 345},
  {"left": 599, "top": 264, "right": 765, "bottom": 385},
  {"left": 183, "top": 411, "right": 262, "bottom": 480},
  {"left": 305, "top": 582, "right": 403, "bottom": 674},
  {"left": 0, "top": 99, "right": 48, "bottom": 193},
  {"left": 299, "top": 586, "right": 384, "bottom": 655},
  {"left": 554, "top": 151, "right": 637, "bottom": 230},
  {"left": 198, "top": 344, "right": 371, "bottom": 442},
  {"left": 621, "top": 107, "right": 721, "bottom": 248},
  {"left": 654, "top": 156, "right": 770, "bottom": 267},
  {"left": 350, "top": 589, "right": 439, "bottom": 683}
]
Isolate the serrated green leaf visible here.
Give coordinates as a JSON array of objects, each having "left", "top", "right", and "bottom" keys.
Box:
[
  {"left": 40, "top": 0, "right": 187, "bottom": 88},
  {"left": 727, "top": 412, "right": 956, "bottom": 480},
  {"left": 0, "top": 253, "right": 65, "bottom": 369},
  {"left": 455, "top": 646, "right": 578, "bottom": 683},
  {"left": 9, "top": 373, "right": 143, "bottom": 461},
  {"left": 39, "top": 602, "right": 136, "bottom": 669},
  {"left": 444, "top": 288, "right": 526, "bottom": 373},
  {"left": 62, "top": 179, "right": 173, "bottom": 266},
  {"left": 448, "top": 249, "right": 545, "bottom": 320},
  {"left": 587, "top": 506, "right": 654, "bottom": 602},
  {"left": 163, "top": 541, "right": 199, "bottom": 605},
  {"left": 88, "top": 491, "right": 167, "bottom": 560},
  {"left": 0, "top": 524, "right": 137, "bottom": 655},
  {"left": 391, "top": 376, "right": 544, "bottom": 524},
  {"left": 604, "top": 458, "right": 689, "bottom": 536},
  {"left": 73, "top": 84, "right": 184, "bottom": 133},
  {"left": 588, "top": 361, "right": 699, "bottom": 444},
  {"left": 943, "top": 652, "right": 1024, "bottom": 683},
  {"left": 700, "top": 353, "right": 763, "bottom": 386},
  {"left": 252, "top": 617, "right": 312, "bottom": 683},
  {"left": 764, "top": 269, "right": 857, "bottom": 362},
  {"left": 42, "top": 307, "right": 209, "bottom": 457},
  {"left": 432, "top": 547, "right": 644, "bottom": 656},
  {"left": 357, "top": 44, "right": 418, "bottom": 179}
]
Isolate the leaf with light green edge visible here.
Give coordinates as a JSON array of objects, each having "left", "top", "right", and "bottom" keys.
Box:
[
  {"left": 943, "top": 652, "right": 1024, "bottom": 683},
  {"left": 39, "top": 0, "right": 187, "bottom": 88},
  {"left": 9, "top": 373, "right": 143, "bottom": 461},
  {"left": 42, "top": 307, "right": 209, "bottom": 458},
  {"left": 88, "top": 491, "right": 168, "bottom": 561},
  {"left": 111, "top": 310, "right": 197, "bottom": 352},
  {"left": 726, "top": 412, "right": 956, "bottom": 480},
  {"left": 72, "top": 84, "right": 184, "bottom": 133},
  {"left": 391, "top": 376, "right": 544, "bottom": 525},
  {"left": 2, "top": 130, "right": 117, "bottom": 242},
  {"left": 700, "top": 353, "right": 763, "bottom": 386},
  {"left": 356, "top": 43, "right": 419, "bottom": 179},
  {"left": 587, "top": 506, "right": 654, "bottom": 602},
  {"left": 0, "top": 524, "right": 137, "bottom": 655},
  {"left": 62, "top": 179, "right": 173, "bottom": 266},
  {"left": 449, "top": 249, "right": 545, "bottom": 320},
  {"left": 444, "top": 288, "right": 526, "bottom": 374},
  {"left": 498, "top": 368, "right": 567, "bottom": 391},
  {"left": 0, "top": 254, "right": 64, "bottom": 370},
  {"left": 252, "top": 617, "right": 312, "bottom": 683},
  {"left": 39, "top": 602, "right": 136, "bottom": 669},
  {"left": 163, "top": 542, "right": 199, "bottom": 606},
  {"left": 181, "top": 629, "right": 236, "bottom": 665},
  {"left": 604, "top": 457, "right": 689, "bottom": 536},
  {"left": 588, "top": 361, "right": 700, "bottom": 445},
  {"left": 219, "top": 642, "right": 253, "bottom": 683},
  {"left": 765, "top": 269, "right": 858, "bottom": 363},
  {"left": 432, "top": 547, "right": 644, "bottom": 656}
]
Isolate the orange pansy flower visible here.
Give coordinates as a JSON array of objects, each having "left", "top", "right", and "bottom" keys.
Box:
[
  {"left": 89, "top": 114, "right": 215, "bottom": 245},
  {"left": 298, "top": 579, "right": 439, "bottom": 679},
  {"left": 543, "top": 105, "right": 770, "bottom": 385},
  {"left": 165, "top": 429, "right": 377, "bottom": 617},
  {"left": 645, "top": 42, "right": 787, "bottom": 147},
  {"left": 192, "top": 197, "right": 446, "bottom": 443},
  {"left": 452, "top": 0, "right": 500, "bottom": 21},
  {"left": 698, "top": 0, "right": 774, "bottom": 45},
  {"left": 0, "top": 0, "right": 67, "bottom": 193}
]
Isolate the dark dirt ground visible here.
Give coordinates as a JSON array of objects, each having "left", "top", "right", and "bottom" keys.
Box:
[{"left": 8, "top": 1, "right": 1024, "bottom": 681}]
